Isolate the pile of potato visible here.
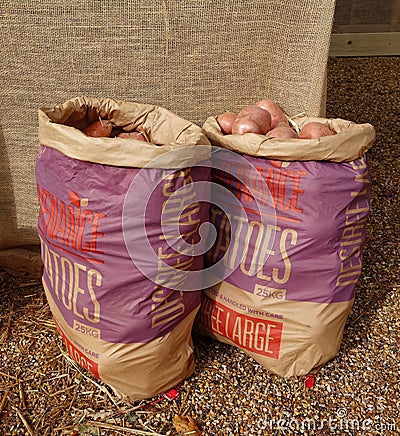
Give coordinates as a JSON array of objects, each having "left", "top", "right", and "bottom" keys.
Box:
[
  {"left": 216, "top": 99, "right": 336, "bottom": 139},
  {"left": 82, "top": 119, "right": 148, "bottom": 141},
  {"left": 82, "top": 99, "right": 336, "bottom": 142}
]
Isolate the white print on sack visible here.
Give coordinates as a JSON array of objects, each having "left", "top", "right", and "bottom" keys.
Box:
[
  {"left": 150, "top": 169, "right": 200, "bottom": 328},
  {"left": 39, "top": 235, "right": 102, "bottom": 325},
  {"left": 199, "top": 295, "right": 283, "bottom": 359},
  {"left": 209, "top": 214, "right": 297, "bottom": 285},
  {"left": 37, "top": 185, "right": 104, "bottom": 335},
  {"left": 336, "top": 157, "right": 370, "bottom": 287}
]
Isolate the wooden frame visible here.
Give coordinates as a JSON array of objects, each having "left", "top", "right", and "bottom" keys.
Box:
[{"left": 329, "top": 32, "right": 400, "bottom": 56}]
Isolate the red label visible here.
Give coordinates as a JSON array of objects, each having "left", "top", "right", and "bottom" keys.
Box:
[
  {"left": 304, "top": 374, "right": 315, "bottom": 388},
  {"left": 199, "top": 295, "right": 283, "bottom": 359},
  {"left": 54, "top": 319, "right": 100, "bottom": 379},
  {"left": 162, "top": 388, "right": 179, "bottom": 401}
]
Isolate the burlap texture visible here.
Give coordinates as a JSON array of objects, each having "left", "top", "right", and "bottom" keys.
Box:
[{"left": 0, "top": 1, "right": 335, "bottom": 275}]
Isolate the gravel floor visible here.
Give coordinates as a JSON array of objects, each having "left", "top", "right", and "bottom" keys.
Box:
[{"left": 0, "top": 56, "right": 399, "bottom": 436}]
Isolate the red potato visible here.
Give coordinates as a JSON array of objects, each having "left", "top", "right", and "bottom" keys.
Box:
[
  {"left": 216, "top": 112, "right": 236, "bottom": 135},
  {"left": 83, "top": 119, "right": 113, "bottom": 137},
  {"left": 231, "top": 116, "right": 263, "bottom": 135},
  {"left": 299, "top": 122, "right": 336, "bottom": 139},
  {"left": 233, "top": 105, "right": 272, "bottom": 134},
  {"left": 276, "top": 121, "right": 291, "bottom": 128},
  {"left": 267, "top": 125, "right": 298, "bottom": 139},
  {"left": 117, "top": 131, "right": 148, "bottom": 142},
  {"left": 256, "top": 99, "right": 288, "bottom": 129}
]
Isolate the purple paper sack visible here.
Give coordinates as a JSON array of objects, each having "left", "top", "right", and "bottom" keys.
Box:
[
  {"left": 36, "top": 97, "right": 211, "bottom": 400},
  {"left": 197, "top": 115, "right": 375, "bottom": 376}
]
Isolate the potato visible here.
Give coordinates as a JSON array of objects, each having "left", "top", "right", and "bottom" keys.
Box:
[
  {"left": 233, "top": 105, "right": 271, "bottom": 134},
  {"left": 256, "top": 99, "right": 288, "bottom": 129},
  {"left": 83, "top": 119, "right": 113, "bottom": 137},
  {"left": 299, "top": 122, "right": 336, "bottom": 139},
  {"left": 216, "top": 112, "right": 236, "bottom": 135},
  {"left": 231, "top": 116, "right": 263, "bottom": 135},
  {"left": 117, "top": 131, "right": 148, "bottom": 141},
  {"left": 267, "top": 125, "right": 298, "bottom": 139}
]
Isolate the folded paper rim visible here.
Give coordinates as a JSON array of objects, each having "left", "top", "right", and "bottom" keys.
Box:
[
  {"left": 202, "top": 116, "right": 375, "bottom": 163},
  {"left": 39, "top": 96, "right": 211, "bottom": 169}
]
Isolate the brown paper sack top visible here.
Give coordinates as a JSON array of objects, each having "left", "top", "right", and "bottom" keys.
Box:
[
  {"left": 203, "top": 116, "right": 375, "bottom": 162},
  {"left": 39, "top": 96, "right": 211, "bottom": 169}
]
